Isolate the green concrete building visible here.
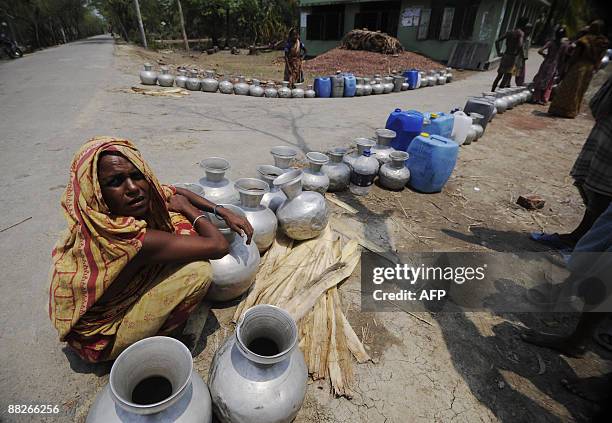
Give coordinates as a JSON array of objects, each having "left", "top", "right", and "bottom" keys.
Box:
[{"left": 299, "top": 0, "right": 550, "bottom": 70}]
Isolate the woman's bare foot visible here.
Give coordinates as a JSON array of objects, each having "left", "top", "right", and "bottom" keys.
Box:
[
  {"left": 561, "top": 376, "right": 612, "bottom": 403},
  {"left": 521, "top": 331, "right": 586, "bottom": 358}
]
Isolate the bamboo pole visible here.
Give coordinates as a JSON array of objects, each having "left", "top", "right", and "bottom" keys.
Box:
[
  {"left": 133, "top": 0, "right": 147, "bottom": 48},
  {"left": 176, "top": 0, "right": 189, "bottom": 51}
]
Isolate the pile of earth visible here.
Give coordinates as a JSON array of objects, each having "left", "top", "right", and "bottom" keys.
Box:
[{"left": 303, "top": 48, "right": 444, "bottom": 77}]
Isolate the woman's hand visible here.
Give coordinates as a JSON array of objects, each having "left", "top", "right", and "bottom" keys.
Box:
[
  {"left": 218, "top": 207, "right": 254, "bottom": 244},
  {"left": 167, "top": 193, "right": 194, "bottom": 215}
]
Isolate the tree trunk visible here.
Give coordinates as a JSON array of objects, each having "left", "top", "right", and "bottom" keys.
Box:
[
  {"left": 225, "top": 6, "right": 230, "bottom": 47},
  {"left": 176, "top": 0, "right": 189, "bottom": 51},
  {"left": 133, "top": 0, "right": 148, "bottom": 48}
]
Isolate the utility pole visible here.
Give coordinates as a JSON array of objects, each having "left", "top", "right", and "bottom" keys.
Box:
[
  {"left": 176, "top": 0, "right": 189, "bottom": 51},
  {"left": 133, "top": 0, "right": 148, "bottom": 48}
]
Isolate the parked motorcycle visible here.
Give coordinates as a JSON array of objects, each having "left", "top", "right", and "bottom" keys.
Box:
[{"left": 1, "top": 37, "right": 23, "bottom": 59}]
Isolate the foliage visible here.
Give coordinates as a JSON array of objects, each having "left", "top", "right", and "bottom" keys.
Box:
[
  {"left": 94, "top": 0, "right": 299, "bottom": 48},
  {"left": 0, "top": 0, "right": 106, "bottom": 49}
]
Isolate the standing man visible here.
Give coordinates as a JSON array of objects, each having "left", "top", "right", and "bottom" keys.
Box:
[
  {"left": 492, "top": 17, "right": 528, "bottom": 91},
  {"left": 515, "top": 22, "right": 533, "bottom": 86}
]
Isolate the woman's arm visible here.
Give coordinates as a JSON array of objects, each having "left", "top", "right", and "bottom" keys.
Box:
[{"left": 175, "top": 186, "right": 254, "bottom": 243}]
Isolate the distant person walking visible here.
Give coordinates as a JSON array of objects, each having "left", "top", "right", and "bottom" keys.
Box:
[
  {"left": 548, "top": 20, "right": 609, "bottom": 118},
  {"left": 532, "top": 26, "right": 568, "bottom": 104},
  {"left": 492, "top": 17, "right": 528, "bottom": 91},
  {"left": 515, "top": 22, "right": 533, "bottom": 86},
  {"left": 284, "top": 28, "right": 306, "bottom": 88}
]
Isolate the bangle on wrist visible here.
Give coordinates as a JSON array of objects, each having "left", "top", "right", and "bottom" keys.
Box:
[
  {"left": 192, "top": 214, "right": 208, "bottom": 227},
  {"left": 213, "top": 204, "right": 225, "bottom": 218}
]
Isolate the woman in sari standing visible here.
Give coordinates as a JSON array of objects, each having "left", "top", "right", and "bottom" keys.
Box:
[
  {"left": 49, "top": 137, "right": 253, "bottom": 362},
  {"left": 284, "top": 28, "right": 306, "bottom": 88},
  {"left": 548, "top": 20, "right": 609, "bottom": 118},
  {"left": 532, "top": 26, "right": 568, "bottom": 104}
]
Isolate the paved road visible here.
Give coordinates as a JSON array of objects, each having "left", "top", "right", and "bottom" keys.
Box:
[{"left": 0, "top": 35, "right": 543, "bottom": 421}]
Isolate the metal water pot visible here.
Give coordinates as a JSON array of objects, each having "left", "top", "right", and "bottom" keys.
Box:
[
  {"left": 206, "top": 204, "right": 260, "bottom": 301},
  {"left": 173, "top": 182, "right": 205, "bottom": 197},
  {"left": 256, "top": 165, "right": 287, "bottom": 212},
  {"left": 199, "top": 157, "right": 239, "bottom": 205},
  {"left": 273, "top": 170, "right": 329, "bottom": 240},
  {"left": 175, "top": 69, "right": 188, "bottom": 88},
  {"left": 201, "top": 70, "right": 219, "bottom": 92},
  {"left": 349, "top": 138, "right": 379, "bottom": 196},
  {"left": 392, "top": 75, "right": 404, "bottom": 92},
  {"left": 186, "top": 70, "right": 201, "bottom": 91},
  {"left": 139, "top": 63, "right": 158, "bottom": 85},
  {"left": 382, "top": 76, "right": 394, "bottom": 93},
  {"left": 355, "top": 77, "right": 364, "bottom": 96},
  {"left": 302, "top": 152, "right": 330, "bottom": 194},
  {"left": 445, "top": 67, "right": 454, "bottom": 82},
  {"left": 208, "top": 305, "right": 307, "bottom": 423},
  {"left": 264, "top": 83, "right": 278, "bottom": 98},
  {"left": 304, "top": 84, "right": 316, "bottom": 98},
  {"left": 219, "top": 79, "right": 234, "bottom": 94},
  {"left": 362, "top": 77, "right": 373, "bottom": 95},
  {"left": 249, "top": 79, "right": 264, "bottom": 97},
  {"left": 278, "top": 81, "right": 292, "bottom": 98},
  {"left": 371, "top": 128, "right": 396, "bottom": 165},
  {"left": 419, "top": 71, "right": 429, "bottom": 87},
  {"left": 469, "top": 113, "right": 485, "bottom": 141},
  {"left": 379, "top": 151, "right": 410, "bottom": 190},
  {"left": 401, "top": 81, "right": 410, "bottom": 91},
  {"left": 233, "top": 75, "right": 249, "bottom": 95},
  {"left": 87, "top": 337, "right": 212, "bottom": 423},
  {"left": 291, "top": 83, "right": 305, "bottom": 98},
  {"left": 322, "top": 147, "right": 351, "bottom": 192},
  {"left": 270, "top": 146, "right": 297, "bottom": 169},
  {"left": 157, "top": 66, "right": 175, "bottom": 87},
  {"left": 234, "top": 178, "right": 278, "bottom": 253},
  {"left": 371, "top": 77, "right": 384, "bottom": 95}
]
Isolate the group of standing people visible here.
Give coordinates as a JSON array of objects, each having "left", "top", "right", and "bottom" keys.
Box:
[{"left": 494, "top": 17, "right": 609, "bottom": 119}]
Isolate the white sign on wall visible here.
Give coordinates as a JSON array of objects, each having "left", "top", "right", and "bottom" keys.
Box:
[
  {"left": 401, "top": 8, "right": 421, "bottom": 27},
  {"left": 300, "top": 12, "right": 308, "bottom": 28}
]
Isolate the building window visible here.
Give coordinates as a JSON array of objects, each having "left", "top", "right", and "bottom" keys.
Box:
[
  {"left": 306, "top": 5, "right": 344, "bottom": 41},
  {"left": 354, "top": 1, "right": 400, "bottom": 37},
  {"left": 426, "top": 0, "right": 480, "bottom": 41}
]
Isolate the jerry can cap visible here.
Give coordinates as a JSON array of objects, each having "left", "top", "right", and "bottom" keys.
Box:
[
  {"left": 420, "top": 132, "right": 430, "bottom": 137},
  {"left": 430, "top": 113, "right": 438, "bottom": 118}
]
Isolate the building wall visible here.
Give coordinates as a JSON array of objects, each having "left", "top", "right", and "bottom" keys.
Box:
[{"left": 300, "top": 0, "right": 546, "bottom": 65}]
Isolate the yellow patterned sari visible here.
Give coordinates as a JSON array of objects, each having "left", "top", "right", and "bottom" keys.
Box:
[{"left": 49, "top": 137, "right": 211, "bottom": 362}]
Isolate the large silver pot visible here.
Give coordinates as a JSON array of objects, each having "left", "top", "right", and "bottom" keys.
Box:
[
  {"left": 157, "top": 66, "right": 175, "bottom": 87},
  {"left": 349, "top": 138, "right": 379, "bottom": 196},
  {"left": 87, "top": 336, "right": 212, "bottom": 422},
  {"left": 304, "top": 84, "right": 315, "bottom": 98},
  {"left": 173, "top": 182, "right": 205, "bottom": 197},
  {"left": 175, "top": 69, "right": 188, "bottom": 88},
  {"left": 270, "top": 146, "right": 297, "bottom": 169},
  {"left": 371, "top": 128, "right": 396, "bottom": 165},
  {"left": 139, "top": 63, "right": 157, "bottom": 85},
  {"left": 392, "top": 75, "right": 404, "bottom": 92},
  {"left": 256, "top": 165, "right": 287, "bottom": 212},
  {"left": 355, "top": 77, "right": 364, "bottom": 96},
  {"left": 274, "top": 170, "right": 328, "bottom": 240},
  {"left": 219, "top": 79, "right": 234, "bottom": 94},
  {"left": 249, "top": 79, "right": 264, "bottom": 97},
  {"left": 302, "top": 152, "right": 330, "bottom": 194},
  {"left": 201, "top": 70, "right": 219, "bottom": 92},
  {"left": 371, "top": 77, "right": 384, "bottom": 95},
  {"left": 186, "top": 70, "right": 201, "bottom": 91},
  {"left": 291, "top": 84, "right": 305, "bottom": 98},
  {"left": 206, "top": 205, "right": 260, "bottom": 301},
  {"left": 199, "top": 157, "right": 239, "bottom": 205},
  {"left": 233, "top": 76, "right": 249, "bottom": 96},
  {"left": 278, "top": 81, "right": 292, "bottom": 98},
  {"left": 208, "top": 305, "right": 307, "bottom": 423},
  {"left": 322, "top": 147, "right": 350, "bottom": 192},
  {"left": 382, "top": 76, "right": 394, "bottom": 93},
  {"left": 469, "top": 113, "right": 485, "bottom": 141},
  {"left": 379, "top": 151, "right": 410, "bottom": 190},
  {"left": 362, "top": 77, "right": 372, "bottom": 96},
  {"left": 234, "top": 178, "right": 278, "bottom": 253},
  {"left": 264, "top": 83, "right": 278, "bottom": 98}
]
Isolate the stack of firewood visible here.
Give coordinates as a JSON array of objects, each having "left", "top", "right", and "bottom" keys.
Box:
[{"left": 340, "top": 29, "right": 404, "bottom": 55}]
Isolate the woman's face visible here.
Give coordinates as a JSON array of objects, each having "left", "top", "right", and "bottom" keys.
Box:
[{"left": 97, "top": 153, "right": 151, "bottom": 217}]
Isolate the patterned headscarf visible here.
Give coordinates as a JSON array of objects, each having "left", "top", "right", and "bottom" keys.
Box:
[{"left": 49, "top": 137, "right": 174, "bottom": 340}]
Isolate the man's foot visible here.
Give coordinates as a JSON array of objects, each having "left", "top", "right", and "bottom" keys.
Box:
[
  {"left": 530, "top": 232, "right": 575, "bottom": 250},
  {"left": 521, "top": 331, "right": 586, "bottom": 358},
  {"left": 561, "top": 376, "right": 612, "bottom": 402}
]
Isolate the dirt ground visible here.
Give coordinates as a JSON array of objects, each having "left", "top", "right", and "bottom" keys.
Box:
[{"left": 117, "top": 42, "right": 473, "bottom": 87}]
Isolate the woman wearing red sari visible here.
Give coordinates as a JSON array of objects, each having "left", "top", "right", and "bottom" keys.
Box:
[{"left": 532, "top": 26, "right": 568, "bottom": 104}]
